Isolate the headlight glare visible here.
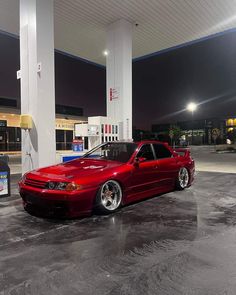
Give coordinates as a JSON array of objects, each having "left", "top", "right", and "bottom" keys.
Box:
[{"left": 46, "top": 181, "right": 80, "bottom": 191}]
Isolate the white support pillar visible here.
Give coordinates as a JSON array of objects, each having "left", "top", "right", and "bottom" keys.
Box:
[
  {"left": 106, "top": 19, "right": 133, "bottom": 140},
  {"left": 20, "top": 0, "right": 56, "bottom": 174}
]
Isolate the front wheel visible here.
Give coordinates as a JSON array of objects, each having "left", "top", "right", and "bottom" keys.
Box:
[
  {"left": 95, "top": 180, "right": 123, "bottom": 214},
  {"left": 176, "top": 167, "right": 189, "bottom": 190}
]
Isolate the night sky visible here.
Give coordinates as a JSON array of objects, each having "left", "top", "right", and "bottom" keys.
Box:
[
  {"left": 133, "top": 31, "right": 236, "bottom": 129},
  {"left": 0, "top": 33, "right": 106, "bottom": 118},
  {"left": 1, "top": 31, "right": 236, "bottom": 130}
]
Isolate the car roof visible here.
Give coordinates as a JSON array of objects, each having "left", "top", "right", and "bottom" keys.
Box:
[
  {"left": 106, "top": 140, "right": 168, "bottom": 145},
  {"left": 135, "top": 140, "right": 168, "bottom": 145}
]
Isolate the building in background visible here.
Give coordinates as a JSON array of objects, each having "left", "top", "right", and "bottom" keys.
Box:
[
  {"left": 225, "top": 118, "right": 236, "bottom": 144},
  {"left": 152, "top": 117, "right": 229, "bottom": 145},
  {"left": 0, "top": 97, "right": 87, "bottom": 151}
]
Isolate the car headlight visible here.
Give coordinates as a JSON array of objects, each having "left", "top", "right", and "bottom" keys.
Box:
[
  {"left": 46, "top": 181, "right": 80, "bottom": 191},
  {"left": 47, "top": 181, "right": 57, "bottom": 190}
]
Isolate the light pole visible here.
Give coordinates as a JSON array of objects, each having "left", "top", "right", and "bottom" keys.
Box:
[{"left": 187, "top": 102, "right": 197, "bottom": 145}]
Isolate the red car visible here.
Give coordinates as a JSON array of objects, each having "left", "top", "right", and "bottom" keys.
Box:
[{"left": 19, "top": 141, "right": 195, "bottom": 218}]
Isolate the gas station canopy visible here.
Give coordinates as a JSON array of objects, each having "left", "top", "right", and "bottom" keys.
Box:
[{"left": 0, "top": 0, "right": 236, "bottom": 65}]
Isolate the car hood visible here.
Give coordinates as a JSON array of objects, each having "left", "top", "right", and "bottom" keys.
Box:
[{"left": 26, "top": 158, "right": 123, "bottom": 181}]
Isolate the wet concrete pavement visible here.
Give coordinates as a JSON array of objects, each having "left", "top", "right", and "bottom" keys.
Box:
[
  {"left": 191, "top": 145, "right": 236, "bottom": 173},
  {"left": 1, "top": 171, "right": 236, "bottom": 294}
]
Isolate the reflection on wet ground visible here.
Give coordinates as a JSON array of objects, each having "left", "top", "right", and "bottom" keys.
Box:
[{"left": 1, "top": 171, "right": 236, "bottom": 294}]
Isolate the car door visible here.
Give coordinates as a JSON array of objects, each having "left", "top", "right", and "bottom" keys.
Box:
[
  {"left": 129, "top": 144, "right": 158, "bottom": 199},
  {"left": 152, "top": 143, "right": 179, "bottom": 187}
]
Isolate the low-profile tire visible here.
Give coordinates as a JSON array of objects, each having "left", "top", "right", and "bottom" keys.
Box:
[
  {"left": 95, "top": 180, "right": 123, "bottom": 214},
  {"left": 176, "top": 167, "right": 189, "bottom": 190}
]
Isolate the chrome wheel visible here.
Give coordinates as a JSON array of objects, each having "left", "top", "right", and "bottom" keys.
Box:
[
  {"left": 178, "top": 167, "right": 189, "bottom": 189},
  {"left": 100, "top": 180, "right": 122, "bottom": 211}
]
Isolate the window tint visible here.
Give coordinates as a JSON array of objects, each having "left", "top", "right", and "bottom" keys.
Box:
[
  {"left": 153, "top": 144, "right": 172, "bottom": 159},
  {"left": 137, "top": 144, "right": 154, "bottom": 161},
  {"left": 83, "top": 142, "right": 138, "bottom": 163}
]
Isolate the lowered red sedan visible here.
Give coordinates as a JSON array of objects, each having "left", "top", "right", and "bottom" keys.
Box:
[{"left": 19, "top": 141, "right": 194, "bottom": 218}]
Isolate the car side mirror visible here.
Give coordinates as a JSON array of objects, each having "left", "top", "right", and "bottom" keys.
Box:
[
  {"left": 172, "top": 151, "right": 178, "bottom": 157},
  {"left": 134, "top": 157, "right": 146, "bottom": 166}
]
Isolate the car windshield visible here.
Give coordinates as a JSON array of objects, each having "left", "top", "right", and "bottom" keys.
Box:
[{"left": 83, "top": 142, "right": 138, "bottom": 163}]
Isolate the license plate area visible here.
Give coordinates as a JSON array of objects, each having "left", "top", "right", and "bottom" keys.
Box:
[{"left": 25, "top": 193, "right": 42, "bottom": 205}]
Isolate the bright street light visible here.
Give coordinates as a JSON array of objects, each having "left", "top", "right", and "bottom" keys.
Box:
[{"left": 187, "top": 102, "right": 197, "bottom": 112}]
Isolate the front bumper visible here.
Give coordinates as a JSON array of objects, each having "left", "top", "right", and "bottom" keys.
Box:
[{"left": 19, "top": 183, "right": 97, "bottom": 218}]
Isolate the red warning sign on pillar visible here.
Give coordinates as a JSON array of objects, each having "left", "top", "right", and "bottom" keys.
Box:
[
  {"left": 110, "top": 88, "right": 113, "bottom": 101},
  {"left": 109, "top": 87, "right": 119, "bottom": 101}
]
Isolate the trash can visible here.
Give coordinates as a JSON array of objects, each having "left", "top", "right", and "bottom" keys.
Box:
[
  {"left": 0, "top": 154, "right": 9, "bottom": 165},
  {"left": 0, "top": 154, "right": 10, "bottom": 197}
]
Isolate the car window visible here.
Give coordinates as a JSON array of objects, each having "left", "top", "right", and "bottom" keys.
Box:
[
  {"left": 153, "top": 144, "right": 172, "bottom": 159},
  {"left": 136, "top": 144, "right": 155, "bottom": 161},
  {"left": 83, "top": 142, "right": 138, "bottom": 163}
]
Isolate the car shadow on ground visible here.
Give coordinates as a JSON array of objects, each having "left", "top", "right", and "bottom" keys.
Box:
[{"left": 9, "top": 188, "right": 198, "bottom": 254}]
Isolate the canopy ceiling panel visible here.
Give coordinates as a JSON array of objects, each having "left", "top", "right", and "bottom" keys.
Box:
[{"left": 0, "top": 0, "right": 236, "bottom": 65}]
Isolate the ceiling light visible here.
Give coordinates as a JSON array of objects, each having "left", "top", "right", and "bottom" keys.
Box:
[{"left": 103, "top": 50, "right": 109, "bottom": 56}]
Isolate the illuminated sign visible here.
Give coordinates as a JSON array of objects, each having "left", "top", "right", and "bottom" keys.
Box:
[
  {"left": 55, "top": 122, "right": 74, "bottom": 130},
  {"left": 226, "top": 118, "right": 236, "bottom": 127}
]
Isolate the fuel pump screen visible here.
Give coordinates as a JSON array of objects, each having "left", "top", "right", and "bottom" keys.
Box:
[{"left": 88, "top": 125, "right": 99, "bottom": 136}]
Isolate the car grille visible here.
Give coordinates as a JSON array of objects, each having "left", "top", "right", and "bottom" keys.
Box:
[
  {"left": 24, "top": 178, "right": 47, "bottom": 189},
  {"left": 21, "top": 192, "right": 69, "bottom": 217}
]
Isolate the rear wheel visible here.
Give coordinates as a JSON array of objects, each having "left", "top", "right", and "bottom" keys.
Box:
[
  {"left": 176, "top": 167, "right": 189, "bottom": 190},
  {"left": 95, "top": 180, "right": 123, "bottom": 214}
]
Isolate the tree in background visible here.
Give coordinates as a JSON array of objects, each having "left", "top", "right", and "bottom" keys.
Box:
[{"left": 169, "top": 125, "right": 183, "bottom": 146}]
